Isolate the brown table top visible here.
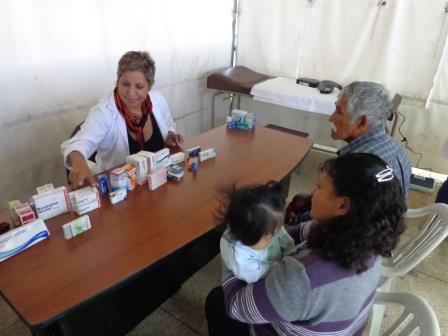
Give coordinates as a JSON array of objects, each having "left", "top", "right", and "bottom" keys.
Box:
[{"left": 0, "top": 125, "right": 312, "bottom": 327}]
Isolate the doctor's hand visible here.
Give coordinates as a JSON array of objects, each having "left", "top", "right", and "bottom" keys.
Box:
[
  {"left": 67, "top": 151, "right": 98, "bottom": 190},
  {"left": 165, "top": 131, "right": 184, "bottom": 147}
]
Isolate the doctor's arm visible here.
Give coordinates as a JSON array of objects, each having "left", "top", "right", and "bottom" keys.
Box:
[
  {"left": 156, "top": 93, "right": 183, "bottom": 147},
  {"left": 67, "top": 151, "right": 98, "bottom": 188},
  {"left": 62, "top": 106, "right": 109, "bottom": 189}
]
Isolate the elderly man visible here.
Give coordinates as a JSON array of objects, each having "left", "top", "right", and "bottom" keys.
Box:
[
  {"left": 286, "top": 81, "right": 411, "bottom": 223},
  {"left": 330, "top": 81, "right": 411, "bottom": 197}
]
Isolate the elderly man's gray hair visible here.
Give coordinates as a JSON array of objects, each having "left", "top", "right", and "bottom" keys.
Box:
[{"left": 338, "top": 81, "right": 391, "bottom": 130}]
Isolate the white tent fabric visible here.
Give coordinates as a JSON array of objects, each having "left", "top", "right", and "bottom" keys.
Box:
[
  {"left": 0, "top": 0, "right": 233, "bottom": 206},
  {"left": 237, "top": 0, "right": 448, "bottom": 100},
  {"left": 428, "top": 33, "right": 448, "bottom": 107},
  {"left": 237, "top": 0, "right": 307, "bottom": 78}
]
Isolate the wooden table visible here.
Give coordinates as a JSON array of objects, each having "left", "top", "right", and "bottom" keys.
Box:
[{"left": 0, "top": 125, "right": 312, "bottom": 336}]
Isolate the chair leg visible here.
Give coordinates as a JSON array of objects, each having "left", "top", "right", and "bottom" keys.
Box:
[
  {"left": 369, "top": 278, "right": 396, "bottom": 336},
  {"left": 369, "top": 305, "right": 385, "bottom": 336},
  {"left": 211, "top": 92, "right": 220, "bottom": 128}
]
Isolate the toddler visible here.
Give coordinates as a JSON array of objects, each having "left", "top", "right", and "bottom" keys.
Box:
[{"left": 217, "top": 182, "right": 296, "bottom": 283}]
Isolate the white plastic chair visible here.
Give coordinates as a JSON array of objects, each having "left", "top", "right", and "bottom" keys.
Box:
[
  {"left": 369, "top": 203, "right": 448, "bottom": 336},
  {"left": 369, "top": 291, "right": 440, "bottom": 336},
  {"left": 380, "top": 203, "right": 448, "bottom": 289}
]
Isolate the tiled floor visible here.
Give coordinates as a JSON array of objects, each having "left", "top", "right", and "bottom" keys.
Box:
[{"left": 1, "top": 149, "right": 447, "bottom": 336}]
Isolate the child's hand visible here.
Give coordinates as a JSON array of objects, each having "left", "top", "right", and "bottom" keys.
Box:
[{"left": 285, "top": 194, "right": 312, "bottom": 224}]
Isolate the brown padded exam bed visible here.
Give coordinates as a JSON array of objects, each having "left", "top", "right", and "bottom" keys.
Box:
[{"left": 207, "top": 66, "right": 271, "bottom": 95}]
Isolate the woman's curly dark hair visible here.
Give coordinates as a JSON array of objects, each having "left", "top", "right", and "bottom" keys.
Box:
[
  {"left": 214, "top": 181, "right": 285, "bottom": 246},
  {"left": 307, "top": 153, "right": 407, "bottom": 273}
]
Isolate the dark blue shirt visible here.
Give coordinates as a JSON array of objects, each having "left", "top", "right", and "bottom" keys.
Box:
[{"left": 338, "top": 126, "right": 411, "bottom": 199}]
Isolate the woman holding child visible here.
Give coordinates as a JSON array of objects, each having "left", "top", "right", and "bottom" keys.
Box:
[{"left": 206, "top": 153, "right": 406, "bottom": 336}]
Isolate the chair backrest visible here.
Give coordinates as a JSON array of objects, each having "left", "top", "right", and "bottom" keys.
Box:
[
  {"left": 70, "top": 122, "right": 96, "bottom": 162},
  {"left": 372, "top": 291, "right": 440, "bottom": 336},
  {"left": 385, "top": 93, "right": 402, "bottom": 136},
  {"left": 65, "top": 122, "right": 97, "bottom": 182},
  {"left": 381, "top": 203, "right": 448, "bottom": 278},
  {"left": 387, "top": 93, "right": 402, "bottom": 122}
]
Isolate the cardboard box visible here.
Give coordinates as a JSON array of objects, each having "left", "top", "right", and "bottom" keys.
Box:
[
  {"left": 68, "top": 187, "right": 101, "bottom": 215},
  {"left": 148, "top": 168, "right": 167, "bottom": 190},
  {"left": 126, "top": 154, "right": 149, "bottom": 185},
  {"left": 0, "top": 219, "right": 50, "bottom": 262},
  {"left": 32, "top": 187, "right": 70, "bottom": 220},
  {"left": 13, "top": 203, "right": 36, "bottom": 225}
]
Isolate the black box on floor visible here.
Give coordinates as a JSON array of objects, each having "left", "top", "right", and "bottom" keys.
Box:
[{"left": 410, "top": 174, "right": 435, "bottom": 193}]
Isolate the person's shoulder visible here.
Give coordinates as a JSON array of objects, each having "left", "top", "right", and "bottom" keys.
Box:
[
  {"left": 149, "top": 90, "right": 167, "bottom": 104},
  {"left": 347, "top": 128, "right": 396, "bottom": 154},
  {"left": 90, "top": 92, "right": 119, "bottom": 117},
  {"left": 263, "top": 253, "right": 310, "bottom": 287},
  {"left": 149, "top": 90, "right": 169, "bottom": 113},
  {"left": 379, "top": 132, "right": 409, "bottom": 159}
]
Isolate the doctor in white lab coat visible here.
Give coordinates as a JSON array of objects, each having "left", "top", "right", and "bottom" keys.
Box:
[{"left": 61, "top": 51, "right": 182, "bottom": 188}]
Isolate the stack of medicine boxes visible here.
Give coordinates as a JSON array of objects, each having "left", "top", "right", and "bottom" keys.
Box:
[
  {"left": 125, "top": 148, "right": 175, "bottom": 190},
  {"left": 68, "top": 187, "right": 101, "bottom": 215}
]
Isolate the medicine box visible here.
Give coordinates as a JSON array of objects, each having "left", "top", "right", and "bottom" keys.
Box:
[
  {"left": 137, "top": 150, "right": 157, "bottom": 172},
  {"left": 97, "top": 173, "right": 109, "bottom": 195},
  {"left": 0, "top": 218, "right": 50, "bottom": 262},
  {"left": 68, "top": 187, "right": 101, "bottom": 215},
  {"left": 13, "top": 202, "right": 36, "bottom": 226},
  {"left": 32, "top": 186, "right": 70, "bottom": 220},
  {"left": 138, "top": 149, "right": 172, "bottom": 171},
  {"left": 126, "top": 154, "right": 148, "bottom": 185},
  {"left": 8, "top": 200, "right": 21, "bottom": 227},
  {"left": 109, "top": 167, "right": 127, "bottom": 191},
  {"left": 36, "top": 186, "right": 47, "bottom": 194},
  {"left": 122, "top": 164, "right": 137, "bottom": 190},
  {"left": 167, "top": 165, "right": 184, "bottom": 181},
  {"left": 199, "top": 148, "right": 216, "bottom": 162},
  {"left": 109, "top": 188, "right": 127, "bottom": 204},
  {"left": 230, "top": 109, "right": 256, "bottom": 130},
  {"left": 148, "top": 168, "right": 167, "bottom": 190},
  {"left": 36, "top": 183, "right": 55, "bottom": 194},
  {"left": 170, "top": 152, "right": 185, "bottom": 165},
  {"left": 185, "top": 146, "right": 201, "bottom": 158},
  {"left": 62, "top": 215, "right": 91, "bottom": 240},
  {"left": 155, "top": 148, "right": 172, "bottom": 168}
]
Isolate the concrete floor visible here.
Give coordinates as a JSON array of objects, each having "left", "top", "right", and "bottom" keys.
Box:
[{"left": 1, "top": 149, "right": 446, "bottom": 336}]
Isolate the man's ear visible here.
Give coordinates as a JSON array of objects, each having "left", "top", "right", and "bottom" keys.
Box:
[
  {"left": 352, "top": 115, "right": 369, "bottom": 138},
  {"left": 335, "top": 197, "right": 351, "bottom": 216},
  {"left": 356, "top": 115, "right": 369, "bottom": 131}
]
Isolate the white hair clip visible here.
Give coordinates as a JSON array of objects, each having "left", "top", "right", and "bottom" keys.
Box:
[{"left": 375, "top": 167, "right": 394, "bottom": 182}]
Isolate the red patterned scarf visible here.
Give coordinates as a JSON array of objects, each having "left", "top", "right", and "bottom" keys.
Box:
[{"left": 114, "top": 88, "right": 153, "bottom": 149}]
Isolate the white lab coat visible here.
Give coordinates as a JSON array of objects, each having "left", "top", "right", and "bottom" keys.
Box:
[{"left": 61, "top": 90, "right": 176, "bottom": 172}]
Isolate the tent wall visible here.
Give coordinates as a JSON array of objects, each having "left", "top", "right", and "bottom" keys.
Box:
[
  {"left": 236, "top": 0, "right": 448, "bottom": 174},
  {"left": 2, "top": 0, "right": 448, "bottom": 209},
  {"left": 0, "top": 0, "right": 233, "bottom": 207}
]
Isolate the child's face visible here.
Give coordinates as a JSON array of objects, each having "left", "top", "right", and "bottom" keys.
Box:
[
  {"left": 251, "top": 223, "right": 281, "bottom": 250},
  {"left": 311, "top": 172, "right": 350, "bottom": 223}
]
